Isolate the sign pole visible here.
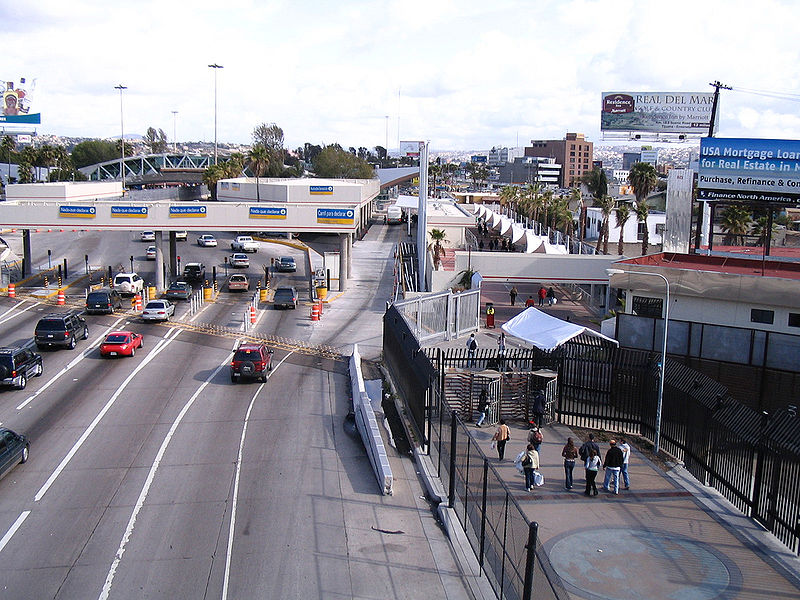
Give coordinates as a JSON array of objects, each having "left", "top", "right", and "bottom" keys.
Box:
[{"left": 417, "top": 141, "right": 429, "bottom": 292}]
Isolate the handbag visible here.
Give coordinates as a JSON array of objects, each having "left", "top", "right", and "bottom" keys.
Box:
[
  {"left": 490, "top": 440, "right": 497, "bottom": 449},
  {"left": 533, "top": 471, "right": 545, "bottom": 487}
]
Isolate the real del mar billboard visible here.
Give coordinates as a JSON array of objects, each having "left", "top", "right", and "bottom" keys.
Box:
[{"left": 601, "top": 92, "right": 714, "bottom": 134}]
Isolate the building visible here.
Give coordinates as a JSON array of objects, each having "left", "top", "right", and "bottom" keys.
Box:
[
  {"left": 488, "top": 147, "right": 508, "bottom": 167},
  {"left": 640, "top": 148, "right": 658, "bottom": 167},
  {"left": 497, "top": 157, "right": 561, "bottom": 186},
  {"left": 583, "top": 206, "right": 664, "bottom": 246},
  {"left": 524, "top": 132, "right": 593, "bottom": 188}
]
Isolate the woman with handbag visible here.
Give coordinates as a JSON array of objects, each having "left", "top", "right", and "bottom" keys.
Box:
[
  {"left": 522, "top": 443, "right": 540, "bottom": 491},
  {"left": 492, "top": 419, "right": 510, "bottom": 460}
]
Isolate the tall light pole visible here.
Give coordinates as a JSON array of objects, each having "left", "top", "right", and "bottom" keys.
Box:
[
  {"left": 171, "top": 110, "right": 178, "bottom": 153},
  {"left": 208, "top": 63, "right": 223, "bottom": 165},
  {"left": 607, "top": 268, "right": 670, "bottom": 454},
  {"left": 114, "top": 84, "right": 127, "bottom": 189}
]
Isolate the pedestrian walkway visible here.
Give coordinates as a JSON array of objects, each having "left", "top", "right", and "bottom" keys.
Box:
[{"left": 472, "top": 419, "right": 800, "bottom": 600}]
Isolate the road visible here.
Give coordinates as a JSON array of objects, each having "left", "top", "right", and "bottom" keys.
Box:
[{"left": 0, "top": 226, "right": 469, "bottom": 599}]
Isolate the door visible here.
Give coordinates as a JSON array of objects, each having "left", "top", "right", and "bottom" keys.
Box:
[{"left": 486, "top": 378, "right": 502, "bottom": 427}]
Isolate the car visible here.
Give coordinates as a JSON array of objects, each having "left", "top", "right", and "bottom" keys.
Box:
[
  {"left": 230, "top": 342, "right": 273, "bottom": 383},
  {"left": 140, "top": 230, "right": 155, "bottom": 242},
  {"left": 276, "top": 256, "right": 296, "bottom": 272},
  {"left": 113, "top": 272, "right": 144, "bottom": 296},
  {"left": 174, "top": 230, "right": 188, "bottom": 241},
  {"left": 227, "top": 274, "right": 249, "bottom": 291},
  {"left": 231, "top": 235, "right": 259, "bottom": 253},
  {"left": 142, "top": 299, "right": 175, "bottom": 321},
  {"left": 197, "top": 234, "right": 217, "bottom": 247},
  {"left": 165, "top": 281, "right": 193, "bottom": 301},
  {"left": 146, "top": 246, "right": 157, "bottom": 260},
  {"left": 182, "top": 262, "right": 206, "bottom": 282},
  {"left": 273, "top": 286, "right": 298, "bottom": 309},
  {"left": 0, "top": 347, "right": 43, "bottom": 390},
  {"left": 100, "top": 331, "right": 144, "bottom": 357},
  {"left": 35, "top": 310, "right": 89, "bottom": 350},
  {"left": 86, "top": 288, "right": 123, "bottom": 314},
  {"left": 229, "top": 253, "right": 250, "bottom": 268},
  {"left": 0, "top": 428, "right": 29, "bottom": 481}
]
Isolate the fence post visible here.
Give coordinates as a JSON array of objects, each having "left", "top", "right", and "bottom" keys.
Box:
[
  {"left": 478, "top": 458, "right": 489, "bottom": 571},
  {"left": 448, "top": 410, "right": 457, "bottom": 509},
  {"left": 522, "top": 521, "right": 539, "bottom": 600}
]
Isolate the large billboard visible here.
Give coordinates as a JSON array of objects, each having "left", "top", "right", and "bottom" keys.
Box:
[
  {"left": 1, "top": 77, "right": 40, "bottom": 124},
  {"left": 698, "top": 137, "right": 800, "bottom": 203},
  {"left": 601, "top": 92, "right": 713, "bottom": 134}
]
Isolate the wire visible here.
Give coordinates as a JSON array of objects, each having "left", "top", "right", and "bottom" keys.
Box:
[{"left": 730, "top": 86, "right": 800, "bottom": 102}]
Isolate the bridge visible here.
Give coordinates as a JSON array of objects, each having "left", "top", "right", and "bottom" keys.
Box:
[{"left": 79, "top": 153, "right": 214, "bottom": 185}]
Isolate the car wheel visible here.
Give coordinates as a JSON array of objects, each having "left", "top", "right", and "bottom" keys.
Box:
[
  {"left": 69, "top": 336, "right": 76, "bottom": 350},
  {"left": 139, "top": 339, "right": 144, "bottom": 348},
  {"left": 260, "top": 373, "right": 267, "bottom": 382},
  {"left": 82, "top": 326, "right": 89, "bottom": 340},
  {"left": 130, "top": 347, "right": 135, "bottom": 357},
  {"left": 21, "top": 444, "right": 29, "bottom": 463},
  {"left": 34, "top": 362, "right": 43, "bottom": 377},
  {"left": 17, "top": 373, "right": 26, "bottom": 390},
  {"left": 268, "top": 362, "right": 273, "bottom": 372}
]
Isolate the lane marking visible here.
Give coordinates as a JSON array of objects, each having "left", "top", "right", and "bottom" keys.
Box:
[
  {"left": 0, "top": 300, "right": 38, "bottom": 326},
  {"left": 221, "top": 350, "right": 293, "bottom": 600},
  {"left": 98, "top": 342, "right": 234, "bottom": 600},
  {"left": 0, "top": 511, "right": 30, "bottom": 554},
  {"left": 33, "top": 327, "right": 181, "bottom": 502}
]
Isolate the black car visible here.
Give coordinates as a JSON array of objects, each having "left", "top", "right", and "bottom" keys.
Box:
[
  {"left": 182, "top": 262, "right": 206, "bottom": 282},
  {"left": 0, "top": 428, "right": 29, "bottom": 481},
  {"left": 35, "top": 310, "right": 89, "bottom": 350},
  {"left": 165, "top": 281, "right": 193, "bottom": 301},
  {"left": 273, "top": 286, "right": 298, "bottom": 309},
  {"left": 276, "top": 256, "right": 296, "bottom": 272},
  {"left": 0, "top": 347, "right": 43, "bottom": 390},
  {"left": 86, "top": 288, "right": 123, "bottom": 315}
]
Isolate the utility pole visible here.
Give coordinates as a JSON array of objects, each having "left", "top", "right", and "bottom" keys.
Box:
[{"left": 707, "top": 80, "right": 731, "bottom": 138}]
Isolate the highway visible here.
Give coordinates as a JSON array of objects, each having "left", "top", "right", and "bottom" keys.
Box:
[{"left": 0, "top": 225, "right": 468, "bottom": 599}]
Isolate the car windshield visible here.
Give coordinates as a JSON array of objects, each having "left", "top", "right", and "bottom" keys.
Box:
[
  {"left": 115, "top": 276, "right": 132, "bottom": 284},
  {"left": 274, "top": 289, "right": 294, "bottom": 298},
  {"left": 145, "top": 302, "right": 165, "bottom": 309},
  {"left": 281, "top": 257, "right": 294, "bottom": 264},
  {"left": 234, "top": 349, "right": 262, "bottom": 360},
  {"left": 105, "top": 334, "right": 129, "bottom": 343},
  {"left": 0, "top": 355, "right": 14, "bottom": 369},
  {"left": 87, "top": 292, "right": 109, "bottom": 302},
  {"left": 36, "top": 320, "right": 66, "bottom": 331},
  {"left": 170, "top": 283, "right": 187, "bottom": 290}
]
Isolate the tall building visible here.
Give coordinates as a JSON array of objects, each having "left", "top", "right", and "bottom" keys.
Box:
[
  {"left": 497, "top": 157, "right": 561, "bottom": 186},
  {"left": 524, "top": 132, "right": 593, "bottom": 187},
  {"left": 488, "top": 147, "right": 509, "bottom": 167},
  {"left": 622, "top": 152, "right": 641, "bottom": 170}
]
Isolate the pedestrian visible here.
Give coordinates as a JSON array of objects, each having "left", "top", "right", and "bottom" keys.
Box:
[
  {"left": 531, "top": 389, "right": 546, "bottom": 428},
  {"left": 527, "top": 423, "right": 543, "bottom": 452},
  {"left": 497, "top": 332, "right": 506, "bottom": 371},
  {"left": 584, "top": 448, "right": 601, "bottom": 496},
  {"left": 538, "top": 285, "right": 547, "bottom": 307},
  {"left": 578, "top": 433, "right": 600, "bottom": 465},
  {"left": 466, "top": 333, "right": 477, "bottom": 367},
  {"left": 479, "top": 239, "right": 484, "bottom": 250},
  {"left": 547, "top": 287, "right": 556, "bottom": 306},
  {"left": 603, "top": 439, "right": 624, "bottom": 494},
  {"left": 525, "top": 295, "right": 536, "bottom": 308},
  {"left": 492, "top": 419, "right": 511, "bottom": 460},
  {"left": 475, "top": 389, "right": 489, "bottom": 427},
  {"left": 562, "top": 437, "right": 578, "bottom": 490},
  {"left": 522, "top": 443, "right": 539, "bottom": 491},
  {"left": 509, "top": 286, "right": 518, "bottom": 306},
  {"left": 619, "top": 437, "right": 631, "bottom": 490}
]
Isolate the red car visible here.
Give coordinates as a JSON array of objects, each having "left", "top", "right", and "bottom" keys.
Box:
[{"left": 99, "top": 331, "right": 144, "bottom": 357}]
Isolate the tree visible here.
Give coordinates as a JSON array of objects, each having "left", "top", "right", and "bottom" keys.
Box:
[
  {"left": 1, "top": 135, "right": 15, "bottom": 184},
  {"left": 374, "top": 145, "right": 387, "bottom": 163},
  {"left": 144, "top": 127, "right": 168, "bottom": 154},
  {"left": 615, "top": 204, "right": 631, "bottom": 255},
  {"left": 499, "top": 185, "right": 519, "bottom": 212},
  {"left": 312, "top": 145, "right": 374, "bottom": 178},
  {"left": 581, "top": 167, "right": 607, "bottom": 202},
  {"left": 628, "top": 162, "right": 658, "bottom": 207},
  {"left": 252, "top": 123, "right": 285, "bottom": 176},
  {"left": 71, "top": 140, "right": 120, "bottom": 168},
  {"left": 720, "top": 205, "right": 751, "bottom": 246},
  {"left": 594, "top": 195, "right": 615, "bottom": 254},
  {"left": 428, "top": 162, "right": 441, "bottom": 198},
  {"left": 202, "top": 164, "right": 226, "bottom": 200},
  {"left": 751, "top": 210, "right": 777, "bottom": 246},
  {"left": 247, "top": 144, "right": 270, "bottom": 201},
  {"left": 428, "top": 228, "right": 447, "bottom": 270},
  {"left": 569, "top": 186, "right": 586, "bottom": 242},
  {"left": 635, "top": 200, "right": 650, "bottom": 255}
]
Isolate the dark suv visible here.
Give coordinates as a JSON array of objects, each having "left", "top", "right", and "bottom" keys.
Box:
[
  {"left": 86, "top": 288, "right": 123, "bottom": 314},
  {"left": 230, "top": 343, "right": 273, "bottom": 383},
  {"left": 0, "top": 347, "right": 43, "bottom": 390},
  {"left": 182, "top": 262, "right": 206, "bottom": 282},
  {"left": 35, "top": 310, "right": 89, "bottom": 350}
]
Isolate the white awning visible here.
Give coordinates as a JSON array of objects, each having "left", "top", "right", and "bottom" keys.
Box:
[
  {"left": 501, "top": 307, "right": 618, "bottom": 351},
  {"left": 524, "top": 230, "right": 543, "bottom": 253},
  {"left": 490, "top": 212, "right": 502, "bottom": 228},
  {"left": 499, "top": 216, "right": 513, "bottom": 235},
  {"left": 511, "top": 224, "right": 525, "bottom": 244},
  {"left": 394, "top": 195, "right": 419, "bottom": 210}
]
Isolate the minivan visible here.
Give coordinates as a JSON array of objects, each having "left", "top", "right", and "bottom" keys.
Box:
[
  {"left": 386, "top": 205, "right": 403, "bottom": 224},
  {"left": 86, "top": 288, "right": 123, "bottom": 314}
]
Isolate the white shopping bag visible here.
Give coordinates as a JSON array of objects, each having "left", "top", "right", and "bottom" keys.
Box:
[{"left": 533, "top": 471, "right": 545, "bottom": 487}]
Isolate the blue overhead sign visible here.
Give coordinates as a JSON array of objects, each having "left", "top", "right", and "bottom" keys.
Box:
[
  {"left": 59, "top": 205, "right": 95, "bottom": 218},
  {"left": 317, "top": 208, "right": 354, "bottom": 224},
  {"left": 169, "top": 205, "right": 207, "bottom": 217},
  {"left": 310, "top": 185, "right": 333, "bottom": 195},
  {"left": 111, "top": 206, "right": 148, "bottom": 218},
  {"left": 249, "top": 207, "right": 287, "bottom": 219}
]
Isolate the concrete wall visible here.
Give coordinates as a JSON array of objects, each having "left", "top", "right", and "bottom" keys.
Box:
[
  {"left": 7, "top": 181, "right": 122, "bottom": 201},
  {"left": 452, "top": 251, "right": 621, "bottom": 285}
]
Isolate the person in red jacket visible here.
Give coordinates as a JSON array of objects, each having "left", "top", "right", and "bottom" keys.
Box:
[{"left": 538, "top": 286, "right": 547, "bottom": 306}]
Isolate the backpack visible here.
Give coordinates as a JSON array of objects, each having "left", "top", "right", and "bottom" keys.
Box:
[
  {"left": 579, "top": 444, "right": 588, "bottom": 461},
  {"left": 522, "top": 454, "right": 532, "bottom": 467},
  {"left": 469, "top": 338, "right": 477, "bottom": 351},
  {"left": 532, "top": 430, "right": 543, "bottom": 444}
]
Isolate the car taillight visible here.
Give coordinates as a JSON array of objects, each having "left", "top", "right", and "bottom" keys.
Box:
[
  {"left": 63, "top": 330, "right": 69, "bottom": 338},
  {"left": 11, "top": 370, "right": 17, "bottom": 377}
]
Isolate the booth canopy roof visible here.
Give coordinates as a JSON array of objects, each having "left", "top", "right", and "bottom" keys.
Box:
[{"left": 501, "top": 307, "right": 618, "bottom": 351}]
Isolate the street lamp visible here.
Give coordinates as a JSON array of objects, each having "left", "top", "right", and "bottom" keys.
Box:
[
  {"left": 171, "top": 110, "right": 178, "bottom": 153},
  {"left": 114, "top": 84, "right": 127, "bottom": 189},
  {"left": 208, "top": 63, "right": 223, "bottom": 165},
  {"left": 607, "top": 267, "right": 670, "bottom": 454}
]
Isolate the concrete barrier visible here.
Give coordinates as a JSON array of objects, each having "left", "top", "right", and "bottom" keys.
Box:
[{"left": 349, "top": 344, "right": 393, "bottom": 495}]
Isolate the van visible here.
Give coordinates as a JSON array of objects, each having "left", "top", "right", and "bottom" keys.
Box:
[{"left": 386, "top": 205, "right": 403, "bottom": 224}]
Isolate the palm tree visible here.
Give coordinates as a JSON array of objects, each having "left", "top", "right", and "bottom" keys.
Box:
[
  {"left": 568, "top": 186, "right": 585, "bottom": 242},
  {"left": 499, "top": 185, "right": 519, "bottom": 213},
  {"left": 550, "top": 195, "right": 574, "bottom": 238},
  {"left": 751, "top": 211, "right": 777, "bottom": 246},
  {"left": 615, "top": 204, "right": 631, "bottom": 255},
  {"left": 628, "top": 162, "right": 658, "bottom": 207},
  {"left": 1, "top": 135, "right": 15, "bottom": 183},
  {"left": 635, "top": 200, "right": 650, "bottom": 255},
  {"left": 202, "top": 164, "right": 226, "bottom": 201},
  {"left": 428, "top": 161, "right": 441, "bottom": 198},
  {"left": 594, "top": 195, "right": 615, "bottom": 254},
  {"left": 247, "top": 144, "right": 270, "bottom": 201},
  {"left": 720, "top": 205, "right": 752, "bottom": 246},
  {"left": 581, "top": 167, "right": 608, "bottom": 202},
  {"left": 522, "top": 183, "right": 542, "bottom": 223},
  {"left": 542, "top": 189, "right": 554, "bottom": 229},
  {"left": 428, "top": 228, "right": 447, "bottom": 270}
]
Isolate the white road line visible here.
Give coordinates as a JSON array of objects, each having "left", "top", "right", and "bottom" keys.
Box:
[
  {"left": 16, "top": 317, "right": 127, "bottom": 411},
  {"left": 0, "top": 511, "right": 30, "bottom": 553},
  {"left": 0, "top": 300, "right": 38, "bottom": 325},
  {"left": 33, "top": 327, "right": 181, "bottom": 502},
  {"left": 98, "top": 343, "right": 234, "bottom": 600},
  {"left": 221, "top": 350, "right": 293, "bottom": 600}
]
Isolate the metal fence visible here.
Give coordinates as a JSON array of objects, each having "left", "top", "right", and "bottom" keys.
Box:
[{"left": 392, "top": 288, "right": 480, "bottom": 343}]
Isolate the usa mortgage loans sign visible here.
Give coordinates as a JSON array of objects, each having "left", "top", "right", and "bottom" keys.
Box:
[{"left": 698, "top": 138, "right": 800, "bottom": 203}]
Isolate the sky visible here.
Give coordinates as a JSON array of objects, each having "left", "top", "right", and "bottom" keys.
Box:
[{"left": 4, "top": 0, "right": 800, "bottom": 152}]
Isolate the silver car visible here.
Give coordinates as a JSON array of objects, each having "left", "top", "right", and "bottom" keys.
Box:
[{"left": 141, "top": 299, "right": 175, "bottom": 322}]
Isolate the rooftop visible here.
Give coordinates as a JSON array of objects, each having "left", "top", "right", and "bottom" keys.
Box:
[{"left": 619, "top": 252, "right": 800, "bottom": 280}]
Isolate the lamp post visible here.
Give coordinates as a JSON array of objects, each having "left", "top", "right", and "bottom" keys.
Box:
[
  {"left": 208, "top": 63, "right": 223, "bottom": 165},
  {"left": 171, "top": 110, "right": 178, "bottom": 153},
  {"left": 114, "top": 84, "right": 127, "bottom": 189},
  {"left": 607, "top": 268, "right": 670, "bottom": 454}
]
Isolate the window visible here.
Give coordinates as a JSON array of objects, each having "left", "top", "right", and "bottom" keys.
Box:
[
  {"left": 632, "top": 296, "right": 663, "bottom": 318},
  {"left": 637, "top": 223, "right": 646, "bottom": 240},
  {"left": 655, "top": 224, "right": 665, "bottom": 236},
  {"left": 789, "top": 313, "right": 800, "bottom": 328},
  {"left": 751, "top": 309, "right": 774, "bottom": 324}
]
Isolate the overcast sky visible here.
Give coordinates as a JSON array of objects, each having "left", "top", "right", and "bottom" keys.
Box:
[{"left": 4, "top": 0, "right": 800, "bottom": 152}]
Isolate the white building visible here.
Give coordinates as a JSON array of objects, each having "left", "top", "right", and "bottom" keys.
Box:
[{"left": 583, "top": 205, "right": 665, "bottom": 245}]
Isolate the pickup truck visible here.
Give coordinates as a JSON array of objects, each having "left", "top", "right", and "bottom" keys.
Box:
[{"left": 231, "top": 235, "right": 259, "bottom": 253}]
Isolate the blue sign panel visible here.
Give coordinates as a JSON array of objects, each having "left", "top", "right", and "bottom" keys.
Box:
[
  {"left": 249, "top": 207, "right": 287, "bottom": 219},
  {"left": 317, "top": 208, "right": 354, "bottom": 224},
  {"left": 310, "top": 185, "right": 334, "bottom": 195},
  {"left": 59, "top": 205, "right": 96, "bottom": 218},
  {"left": 169, "top": 205, "right": 207, "bottom": 217},
  {"left": 111, "top": 206, "right": 148, "bottom": 218},
  {"left": 698, "top": 137, "right": 800, "bottom": 203}
]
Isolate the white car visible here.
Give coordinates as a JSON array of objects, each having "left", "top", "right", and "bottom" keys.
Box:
[
  {"left": 146, "top": 246, "right": 156, "bottom": 260},
  {"left": 229, "top": 253, "right": 250, "bottom": 268},
  {"left": 174, "top": 230, "right": 188, "bottom": 241},
  {"left": 197, "top": 234, "right": 217, "bottom": 247},
  {"left": 141, "top": 299, "right": 175, "bottom": 322},
  {"left": 231, "top": 235, "right": 259, "bottom": 253},
  {"left": 113, "top": 272, "right": 144, "bottom": 295},
  {"left": 140, "top": 231, "right": 155, "bottom": 242}
]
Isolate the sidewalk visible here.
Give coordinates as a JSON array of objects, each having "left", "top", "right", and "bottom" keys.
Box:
[{"left": 472, "top": 419, "right": 800, "bottom": 599}]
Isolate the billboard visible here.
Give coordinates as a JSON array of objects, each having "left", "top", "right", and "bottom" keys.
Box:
[
  {"left": 601, "top": 92, "right": 713, "bottom": 134},
  {"left": 698, "top": 137, "right": 800, "bottom": 203},
  {"left": 1, "top": 77, "right": 40, "bottom": 124},
  {"left": 399, "top": 141, "right": 422, "bottom": 157}
]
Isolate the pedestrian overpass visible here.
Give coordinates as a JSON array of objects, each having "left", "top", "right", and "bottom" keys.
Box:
[{"left": 79, "top": 153, "right": 214, "bottom": 185}]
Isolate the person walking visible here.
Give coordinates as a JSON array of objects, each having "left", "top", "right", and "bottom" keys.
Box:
[
  {"left": 527, "top": 424, "right": 543, "bottom": 452},
  {"left": 584, "top": 448, "right": 601, "bottom": 496},
  {"left": 537, "top": 285, "right": 547, "bottom": 307},
  {"left": 546, "top": 287, "right": 556, "bottom": 306},
  {"left": 603, "top": 439, "right": 625, "bottom": 494},
  {"left": 579, "top": 433, "right": 600, "bottom": 465},
  {"left": 466, "top": 333, "right": 477, "bottom": 367},
  {"left": 522, "top": 443, "right": 539, "bottom": 491},
  {"left": 497, "top": 332, "right": 506, "bottom": 372},
  {"left": 531, "top": 389, "right": 547, "bottom": 428},
  {"left": 509, "top": 286, "right": 518, "bottom": 306},
  {"left": 475, "top": 389, "right": 489, "bottom": 428},
  {"left": 619, "top": 437, "right": 631, "bottom": 490},
  {"left": 492, "top": 419, "right": 511, "bottom": 460},
  {"left": 562, "top": 437, "right": 579, "bottom": 490}
]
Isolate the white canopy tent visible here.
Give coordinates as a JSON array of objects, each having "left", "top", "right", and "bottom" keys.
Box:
[
  {"left": 499, "top": 216, "right": 513, "bottom": 236},
  {"left": 394, "top": 194, "right": 420, "bottom": 210},
  {"left": 511, "top": 223, "right": 525, "bottom": 244},
  {"left": 501, "top": 307, "right": 618, "bottom": 352}
]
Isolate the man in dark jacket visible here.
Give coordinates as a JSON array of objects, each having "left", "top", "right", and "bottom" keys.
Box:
[
  {"left": 603, "top": 440, "right": 625, "bottom": 494},
  {"left": 579, "top": 433, "right": 600, "bottom": 463}
]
